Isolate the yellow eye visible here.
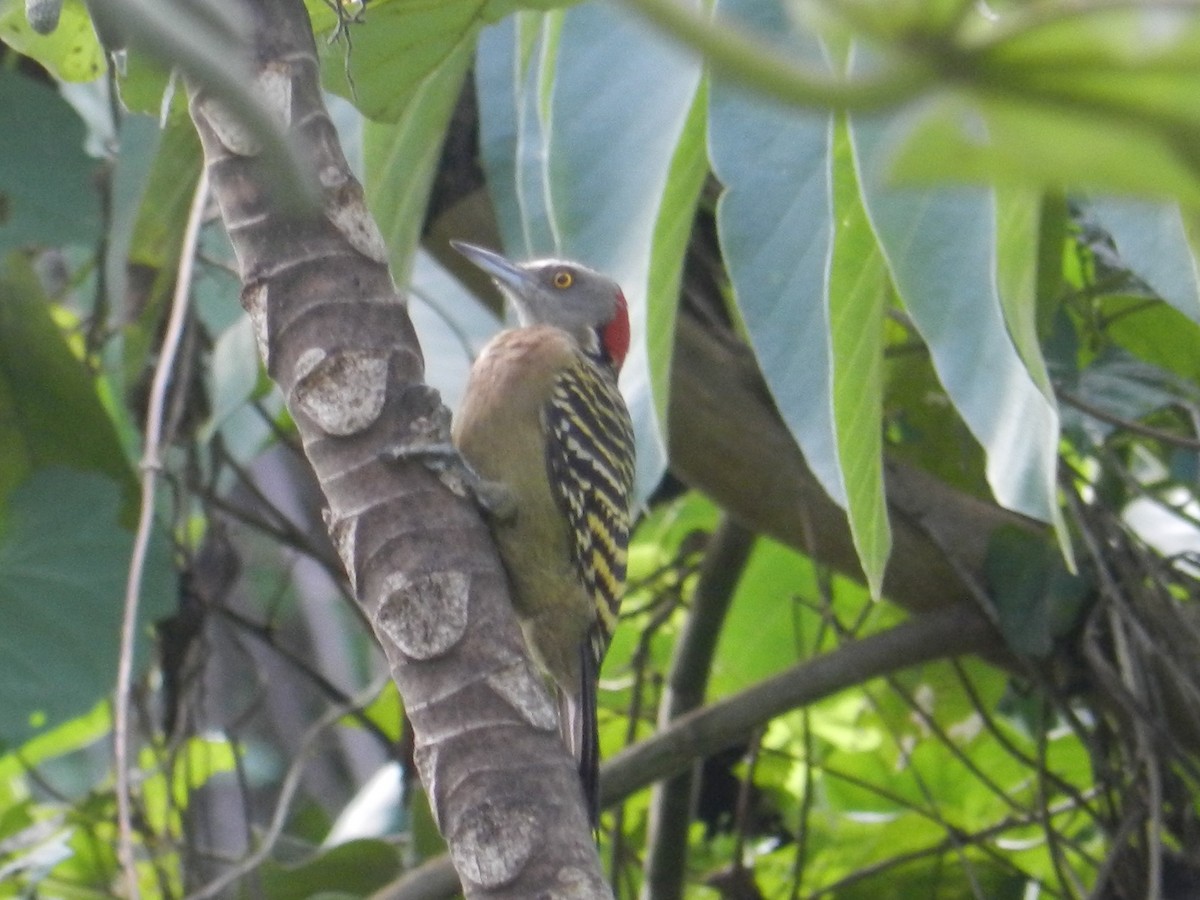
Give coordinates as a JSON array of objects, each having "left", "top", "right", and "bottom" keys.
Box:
[{"left": 553, "top": 270, "right": 573, "bottom": 289}]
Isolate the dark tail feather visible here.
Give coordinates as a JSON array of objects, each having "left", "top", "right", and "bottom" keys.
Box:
[
  {"left": 579, "top": 643, "right": 600, "bottom": 826},
  {"left": 558, "top": 644, "right": 601, "bottom": 826}
]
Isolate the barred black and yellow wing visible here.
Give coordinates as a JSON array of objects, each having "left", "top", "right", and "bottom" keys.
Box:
[
  {"left": 545, "top": 355, "right": 636, "bottom": 656},
  {"left": 544, "top": 352, "right": 635, "bottom": 821}
]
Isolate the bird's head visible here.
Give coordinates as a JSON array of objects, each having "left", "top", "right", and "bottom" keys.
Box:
[{"left": 452, "top": 240, "right": 630, "bottom": 371}]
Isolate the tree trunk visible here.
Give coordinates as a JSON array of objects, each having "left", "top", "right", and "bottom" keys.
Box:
[{"left": 185, "top": 0, "right": 610, "bottom": 894}]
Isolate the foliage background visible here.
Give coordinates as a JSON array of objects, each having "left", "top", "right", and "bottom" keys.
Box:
[{"left": 3, "top": 0, "right": 1200, "bottom": 896}]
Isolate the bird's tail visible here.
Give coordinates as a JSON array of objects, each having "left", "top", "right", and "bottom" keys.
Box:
[{"left": 558, "top": 643, "right": 601, "bottom": 826}]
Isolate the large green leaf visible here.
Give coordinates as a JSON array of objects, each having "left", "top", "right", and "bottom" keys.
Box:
[
  {"left": 0, "top": 255, "right": 134, "bottom": 506},
  {"left": 708, "top": 0, "right": 841, "bottom": 506},
  {"left": 1103, "top": 296, "right": 1200, "bottom": 387},
  {"left": 708, "top": 540, "right": 821, "bottom": 699},
  {"left": 317, "top": 2, "right": 475, "bottom": 122},
  {"left": 363, "top": 35, "right": 472, "bottom": 288},
  {"left": 851, "top": 110, "right": 1060, "bottom": 523},
  {"left": 476, "top": 0, "right": 705, "bottom": 501},
  {"left": 114, "top": 50, "right": 174, "bottom": 116},
  {"left": 985, "top": 526, "right": 1089, "bottom": 658},
  {"left": 994, "top": 188, "right": 1073, "bottom": 556},
  {"left": 0, "top": 69, "right": 102, "bottom": 254},
  {"left": 102, "top": 113, "right": 163, "bottom": 336},
  {"left": 829, "top": 117, "right": 890, "bottom": 595},
  {"left": 128, "top": 109, "right": 201, "bottom": 270},
  {"left": 644, "top": 77, "right": 708, "bottom": 432},
  {"left": 994, "top": 188, "right": 1054, "bottom": 397},
  {"left": 886, "top": 7, "right": 1200, "bottom": 206},
  {"left": 313, "top": 0, "right": 566, "bottom": 123},
  {"left": 476, "top": 12, "right": 559, "bottom": 256},
  {"left": 1088, "top": 199, "right": 1200, "bottom": 323},
  {"left": 0, "top": 468, "right": 174, "bottom": 746},
  {"left": 710, "top": 0, "right": 893, "bottom": 592}
]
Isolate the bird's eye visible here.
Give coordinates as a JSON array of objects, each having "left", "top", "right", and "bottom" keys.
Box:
[{"left": 553, "top": 270, "right": 574, "bottom": 289}]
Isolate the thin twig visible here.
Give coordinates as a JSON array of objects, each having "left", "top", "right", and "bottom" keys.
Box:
[
  {"left": 115, "top": 168, "right": 210, "bottom": 898},
  {"left": 212, "top": 604, "right": 397, "bottom": 751},
  {"left": 951, "top": 659, "right": 1098, "bottom": 822},
  {"left": 380, "top": 603, "right": 997, "bottom": 900},
  {"left": 808, "top": 797, "right": 1090, "bottom": 899},
  {"left": 183, "top": 677, "right": 390, "bottom": 899},
  {"left": 1059, "top": 387, "right": 1200, "bottom": 451}
]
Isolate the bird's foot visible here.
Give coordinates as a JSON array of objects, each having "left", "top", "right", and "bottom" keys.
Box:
[{"left": 386, "top": 441, "right": 517, "bottom": 522}]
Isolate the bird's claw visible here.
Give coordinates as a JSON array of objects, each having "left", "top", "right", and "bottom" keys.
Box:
[
  {"left": 471, "top": 478, "right": 518, "bottom": 523},
  {"left": 387, "top": 441, "right": 517, "bottom": 522}
]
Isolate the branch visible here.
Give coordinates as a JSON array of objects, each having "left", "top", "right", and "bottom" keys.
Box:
[
  {"left": 383, "top": 602, "right": 997, "bottom": 899},
  {"left": 94, "top": 0, "right": 316, "bottom": 208},
  {"left": 115, "top": 169, "right": 209, "bottom": 899},
  {"left": 615, "top": 0, "right": 932, "bottom": 111},
  {"left": 601, "top": 601, "right": 995, "bottom": 802},
  {"left": 425, "top": 130, "right": 1041, "bottom": 633},
  {"left": 1057, "top": 387, "right": 1200, "bottom": 451},
  {"left": 668, "top": 310, "right": 1037, "bottom": 619},
  {"left": 172, "top": 0, "right": 609, "bottom": 893},
  {"left": 642, "top": 518, "right": 755, "bottom": 900}
]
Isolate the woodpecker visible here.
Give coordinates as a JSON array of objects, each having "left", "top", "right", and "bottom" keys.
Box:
[{"left": 451, "top": 240, "right": 636, "bottom": 823}]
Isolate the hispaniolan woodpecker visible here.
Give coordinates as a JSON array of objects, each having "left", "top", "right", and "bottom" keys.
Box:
[{"left": 451, "top": 240, "right": 636, "bottom": 823}]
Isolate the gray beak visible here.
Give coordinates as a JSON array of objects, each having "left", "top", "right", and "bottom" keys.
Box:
[{"left": 450, "top": 241, "right": 538, "bottom": 301}]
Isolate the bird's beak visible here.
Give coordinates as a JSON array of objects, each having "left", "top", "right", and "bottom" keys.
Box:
[{"left": 450, "top": 240, "right": 538, "bottom": 300}]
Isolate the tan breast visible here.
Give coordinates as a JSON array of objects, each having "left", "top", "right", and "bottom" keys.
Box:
[{"left": 452, "top": 325, "right": 594, "bottom": 689}]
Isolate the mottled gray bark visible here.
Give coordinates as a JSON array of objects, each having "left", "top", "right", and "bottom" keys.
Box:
[{"left": 185, "top": 0, "right": 610, "bottom": 894}]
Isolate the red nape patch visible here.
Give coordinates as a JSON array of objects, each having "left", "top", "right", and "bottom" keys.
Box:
[{"left": 602, "top": 290, "right": 631, "bottom": 370}]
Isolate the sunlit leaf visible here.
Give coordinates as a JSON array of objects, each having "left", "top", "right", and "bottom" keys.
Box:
[
  {"left": 0, "top": 0, "right": 103, "bottom": 81},
  {"left": 0, "top": 702, "right": 110, "bottom": 781},
  {"left": 829, "top": 116, "right": 889, "bottom": 594},
  {"left": 139, "top": 736, "right": 238, "bottom": 835},
  {"left": 710, "top": 540, "right": 822, "bottom": 698},
  {"left": 994, "top": 188, "right": 1074, "bottom": 560},
  {"left": 644, "top": 79, "right": 708, "bottom": 439},
  {"left": 852, "top": 106, "right": 1060, "bottom": 523},
  {"left": 1102, "top": 296, "right": 1200, "bottom": 386},
  {"left": 340, "top": 682, "right": 403, "bottom": 742}
]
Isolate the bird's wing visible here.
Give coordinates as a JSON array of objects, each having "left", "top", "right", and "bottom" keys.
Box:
[
  {"left": 544, "top": 355, "right": 636, "bottom": 665},
  {"left": 544, "top": 354, "right": 634, "bottom": 822}
]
